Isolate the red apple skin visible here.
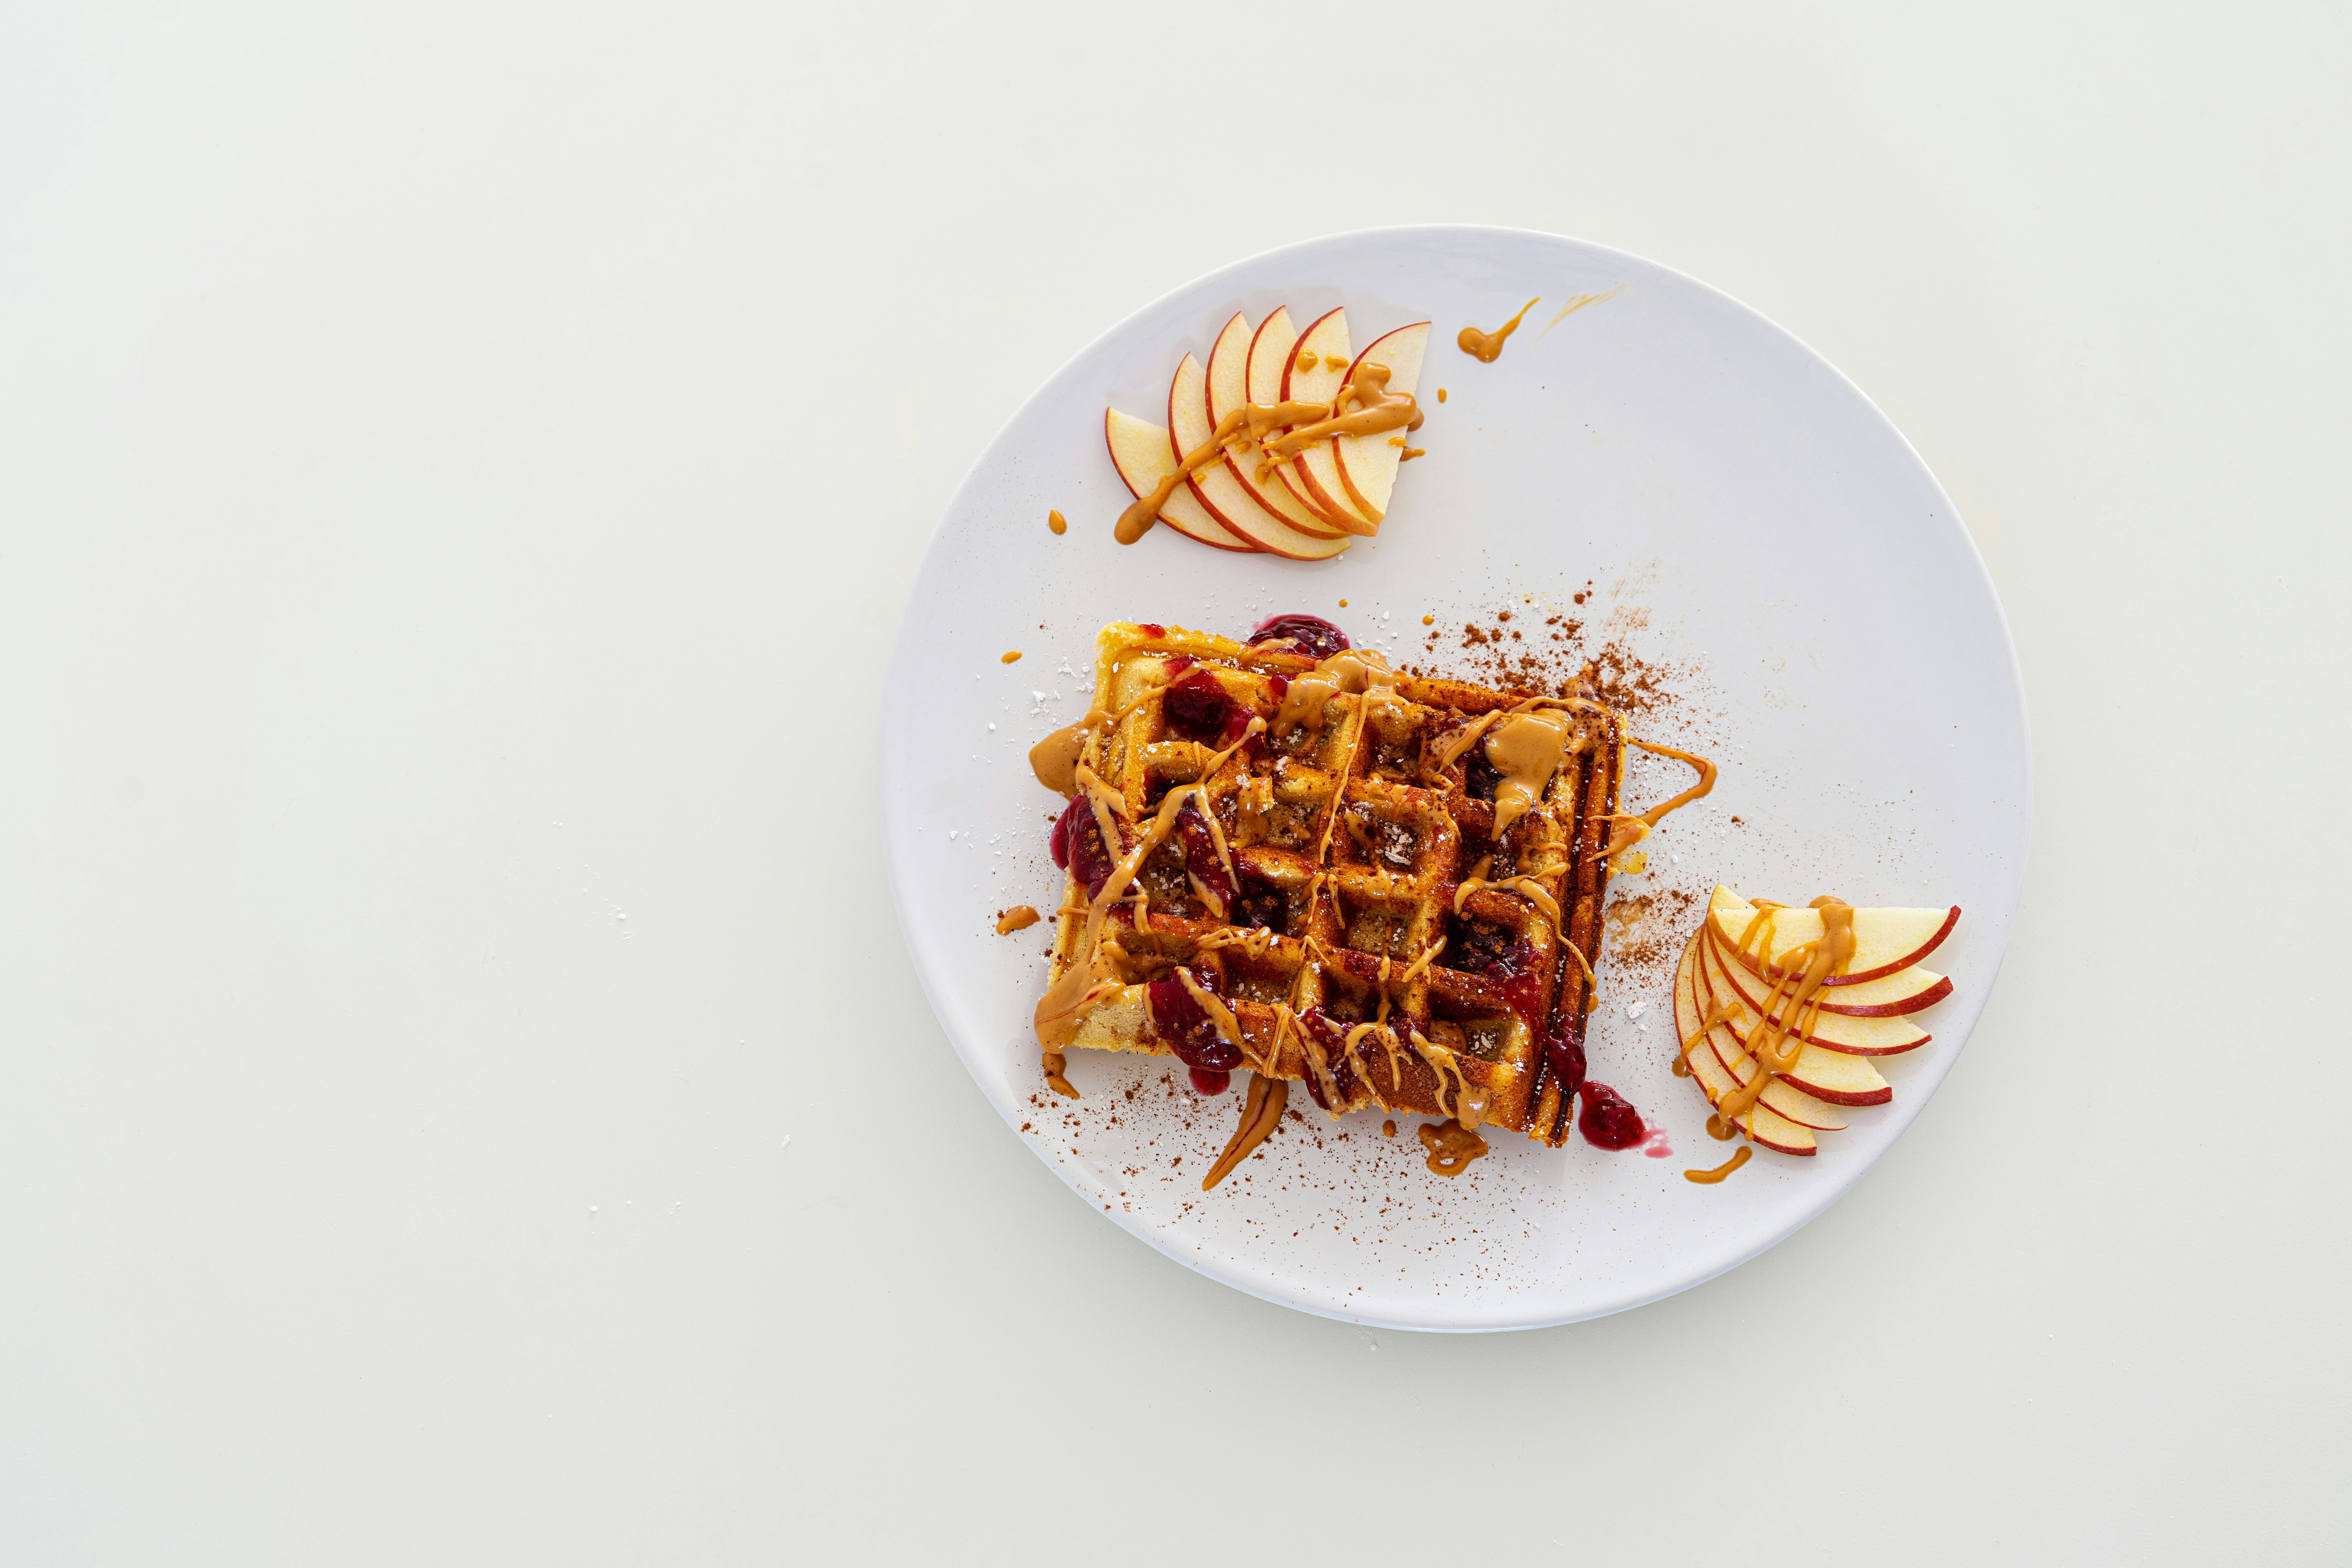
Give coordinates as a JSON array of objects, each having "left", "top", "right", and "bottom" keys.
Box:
[
  {"left": 1826, "top": 905, "right": 1960, "bottom": 985},
  {"left": 1715, "top": 904, "right": 1962, "bottom": 987},
  {"left": 1209, "top": 312, "right": 1347, "bottom": 541},
  {"left": 1704, "top": 922, "right": 1953, "bottom": 1017},
  {"left": 1163, "top": 354, "right": 1342, "bottom": 560},
  {"left": 1675, "top": 939, "right": 1820, "bottom": 1153},
  {"left": 1686, "top": 950, "right": 1854, "bottom": 1130},
  {"left": 1330, "top": 322, "right": 1431, "bottom": 523},
  {"left": 1697, "top": 936, "right": 1931, "bottom": 1056},
  {"left": 1779, "top": 1076, "right": 1893, "bottom": 1109},
  {"left": 1272, "top": 308, "right": 1372, "bottom": 534},
  {"left": 1688, "top": 935, "right": 1891, "bottom": 1108}
]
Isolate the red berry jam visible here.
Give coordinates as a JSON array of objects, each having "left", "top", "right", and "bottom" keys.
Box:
[
  {"left": 1146, "top": 966, "right": 1243, "bottom": 1074},
  {"left": 1541, "top": 1021, "right": 1588, "bottom": 1099},
  {"left": 1188, "top": 1067, "right": 1231, "bottom": 1096},
  {"left": 1163, "top": 667, "right": 1249, "bottom": 745},
  {"left": 1048, "top": 795, "right": 1118, "bottom": 899},
  {"left": 1172, "top": 794, "right": 1236, "bottom": 911},
  {"left": 1246, "top": 613, "right": 1350, "bottom": 661},
  {"left": 1294, "top": 1006, "right": 1360, "bottom": 1111},
  {"left": 1577, "top": 1082, "right": 1647, "bottom": 1150}
]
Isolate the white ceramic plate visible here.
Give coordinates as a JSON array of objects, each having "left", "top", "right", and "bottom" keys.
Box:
[{"left": 880, "top": 226, "right": 2028, "bottom": 1331}]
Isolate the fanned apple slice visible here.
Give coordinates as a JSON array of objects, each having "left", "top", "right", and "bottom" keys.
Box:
[
  {"left": 1274, "top": 308, "right": 1378, "bottom": 535},
  {"left": 1705, "top": 884, "right": 1961, "bottom": 985},
  {"left": 1696, "top": 931, "right": 1930, "bottom": 1055},
  {"left": 1676, "top": 998, "right": 1819, "bottom": 1157},
  {"left": 1701, "top": 918, "right": 1952, "bottom": 1016},
  {"left": 1771, "top": 1045, "right": 1891, "bottom": 1108},
  {"left": 1205, "top": 312, "right": 1345, "bottom": 539},
  {"left": 1682, "top": 1040, "right": 1818, "bottom": 1153},
  {"left": 1330, "top": 322, "right": 1431, "bottom": 525},
  {"left": 1166, "top": 353, "right": 1350, "bottom": 561},
  {"left": 1103, "top": 408, "right": 1255, "bottom": 553},
  {"left": 1678, "top": 937, "right": 1846, "bottom": 1132}
]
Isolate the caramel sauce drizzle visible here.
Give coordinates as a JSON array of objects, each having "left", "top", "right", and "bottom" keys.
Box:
[
  {"left": 1484, "top": 709, "right": 1581, "bottom": 839},
  {"left": 1418, "top": 1118, "right": 1490, "bottom": 1176},
  {"left": 1251, "top": 362, "right": 1419, "bottom": 481},
  {"left": 1113, "top": 364, "right": 1420, "bottom": 544},
  {"left": 1684, "top": 1145, "right": 1750, "bottom": 1184},
  {"left": 995, "top": 906, "right": 1041, "bottom": 935},
  {"left": 1048, "top": 508, "right": 1068, "bottom": 535},
  {"left": 1457, "top": 298, "right": 1538, "bottom": 362},
  {"left": 1602, "top": 739, "right": 1718, "bottom": 857},
  {"left": 1202, "top": 1072, "right": 1288, "bottom": 1189},
  {"left": 1711, "top": 897, "right": 1857, "bottom": 1126}
]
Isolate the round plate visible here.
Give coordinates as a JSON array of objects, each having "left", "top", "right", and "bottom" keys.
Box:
[{"left": 880, "top": 226, "right": 2028, "bottom": 1331}]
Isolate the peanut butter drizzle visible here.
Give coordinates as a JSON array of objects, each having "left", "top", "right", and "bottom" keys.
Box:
[
  {"left": 995, "top": 906, "right": 1041, "bottom": 935},
  {"left": 1383, "top": 1119, "right": 1398, "bottom": 1137},
  {"left": 1173, "top": 967, "right": 1248, "bottom": 1062},
  {"left": 1399, "top": 447, "right": 1425, "bottom": 461},
  {"left": 1114, "top": 396, "right": 1363, "bottom": 543},
  {"left": 1418, "top": 1118, "right": 1489, "bottom": 1176},
  {"left": 1272, "top": 646, "right": 1395, "bottom": 737},
  {"left": 1484, "top": 709, "right": 1581, "bottom": 839},
  {"left": 1602, "top": 739, "right": 1718, "bottom": 856},
  {"left": 1030, "top": 667, "right": 1190, "bottom": 796},
  {"left": 1029, "top": 709, "right": 1109, "bottom": 795},
  {"left": 1048, "top": 508, "right": 1068, "bottom": 535},
  {"left": 1432, "top": 711, "right": 1502, "bottom": 772},
  {"left": 1202, "top": 1071, "right": 1288, "bottom": 1189},
  {"left": 1273, "top": 672, "right": 1343, "bottom": 737},
  {"left": 1043, "top": 1051, "right": 1078, "bottom": 1099},
  {"left": 1685, "top": 1145, "right": 1750, "bottom": 1184},
  {"left": 1252, "top": 361, "right": 1420, "bottom": 479},
  {"left": 1457, "top": 298, "right": 1538, "bottom": 362},
  {"left": 1713, "top": 897, "right": 1856, "bottom": 1126}
]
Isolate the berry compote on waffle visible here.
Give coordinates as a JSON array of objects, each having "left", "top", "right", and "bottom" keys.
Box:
[{"left": 1026, "top": 615, "right": 1714, "bottom": 1189}]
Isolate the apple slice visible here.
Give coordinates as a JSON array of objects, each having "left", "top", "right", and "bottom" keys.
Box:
[
  {"left": 1701, "top": 919, "right": 1950, "bottom": 1017},
  {"left": 1205, "top": 312, "right": 1346, "bottom": 540},
  {"left": 1103, "top": 408, "right": 1255, "bottom": 553},
  {"left": 1770, "top": 1046, "right": 1891, "bottom": 1108},
  {"left": 1675, "top": 980, "right": 1817, "bottom": 1155},
  {"left": 1706, "top": 886, "right": 1961, "bottom": 985},
  {"left": 1330, "top": 322, "right": 1431, "bottom": 525},
  {"left": 1696, "top": 933, "right": 1931, "bottom": 1055},
  {"left": 1166, "top": 353, "right": 1351, "bottom": 561},
  {"left": 1274, "top": 308, "right": 1379, "bottom": 535},
  {"left": 1686, "top": 933, "right": 1889, "bottom": 1105},
  {"left": 1676, "top": 938, "right": 1845, "bottom": 1135}
]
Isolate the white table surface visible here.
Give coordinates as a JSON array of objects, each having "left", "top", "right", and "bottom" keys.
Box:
[{"left": 1, "top": 3, "right": 2342, "bottom": 1562}]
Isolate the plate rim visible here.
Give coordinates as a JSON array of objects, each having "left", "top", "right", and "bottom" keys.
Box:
[{"left": 879, "top": 223, "right": 2033, "bottom": 1332}]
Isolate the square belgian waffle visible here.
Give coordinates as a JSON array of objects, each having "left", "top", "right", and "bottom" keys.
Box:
[{"left": 1040, "top": 620, "right": 1626, "bottom": 1147}]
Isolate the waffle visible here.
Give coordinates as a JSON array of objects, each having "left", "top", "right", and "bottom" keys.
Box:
[{"left": 1034, "top": 620, "right": 1632, "bottom": 1146}]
